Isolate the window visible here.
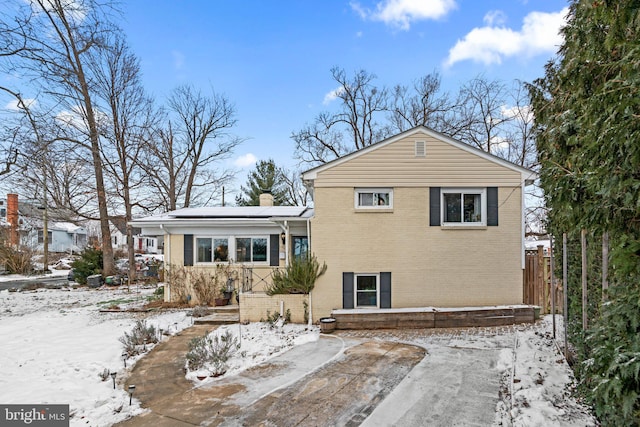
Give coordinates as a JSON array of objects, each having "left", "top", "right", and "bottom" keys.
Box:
[
  {"left": 196, "top": 237, "right": 229, "bottom": 263},
  {"left": 196, "top": 238, "right": 212, "bottom": 263},
  {"left": 236, "top": 237, "right": 267, "bottom": 263},
  {"left": 442, "top": 188, "right": 485, "bottom": 225},
  {"left": 214, "top": 239, "right": 228, "bottom": 261},
  {"left": 355, "top": 188, "right": 393, "bottom": 209},
  {"left": 292, "top": 236, "right": 308, "bottom": 260},
  {"left": 355, "top": 274, "right": 378, "bottom": 307},
  {"left": 38, "top": 230, "right": 52, "bottom": 244}
]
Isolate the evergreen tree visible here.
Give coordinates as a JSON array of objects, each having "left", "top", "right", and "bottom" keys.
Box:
[
  {"left": 530, "top": 1, "right": 640, "bottom": 424},
  {"left": 235, "top": 159, "right": 291, "bottom": 206}
]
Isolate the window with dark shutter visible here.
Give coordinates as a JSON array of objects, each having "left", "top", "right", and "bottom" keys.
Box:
[
  {"left": 184, "top": 234, "right": 193, "bottom": 266},
  {"left": 342, "top": 272, "right": 354, "bottom": 309}
]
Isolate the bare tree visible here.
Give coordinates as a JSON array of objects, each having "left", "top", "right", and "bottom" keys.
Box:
[
  {"left": 453, "top": 76, "right": 514, "bottom": 155},
  {"left": 282, "top": 169, "right": 311, "bottom": 207},
  {"left": 90, "top": 34, "right": 156, "bottom": 279},
  {"left": 292, "top": 67, "right": 391, "bottom": 165},
  {"left": 142, "top": 85, "right": 241, "bottom": 211},
  {"left": 1, "top": 0, "right": 121, "bottom": 274},
  {"left": 389, "top": 72, "right": 455, "bottom": 133}
]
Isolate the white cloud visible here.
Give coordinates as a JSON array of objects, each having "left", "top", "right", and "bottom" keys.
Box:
[
  {"left": 445, "top": 7, "right": 568, "bottom": 67},
  {"left": 172, "top": 50, "right": 186, "bottom": 70},
  {"left": 501, "top": 104, "right": 533, "bottom": 123},
  {"left": 483, "top": 10, "right": 506, "bottom": 26},
  {"left": 234, "top": 153, "right": 257, "bottom": 168},
  {"left": 4, "top": 98, "right": 36, "bottom": 111},
  {"left": 351, "top": 0, "right": 457, "bottom": 30},
  {"left": 323, "top": 86, "right": 345, "bottom": 105}
]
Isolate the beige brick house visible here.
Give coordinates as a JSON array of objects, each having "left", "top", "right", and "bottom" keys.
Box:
[
  {"left": 301, "top": 126, "right": 537, "bottom": 320},
  {"left": 132, "top": 126, "right": 536, "bottom": 323}
]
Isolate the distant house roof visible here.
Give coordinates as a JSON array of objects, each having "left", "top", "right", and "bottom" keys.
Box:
[{"left": 111, "top": 216, "right": 141, "bottom": 235}]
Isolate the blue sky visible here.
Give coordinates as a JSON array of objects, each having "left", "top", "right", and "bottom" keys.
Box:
[
  {"left": 4, "top": 0, "right": 569, "bottom": 191},
  {"left": 119, "top": 0, "right": 568, "bottom": 176}
]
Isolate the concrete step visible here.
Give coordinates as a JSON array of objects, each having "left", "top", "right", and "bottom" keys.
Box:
[{"left": 193, "top": 312, "right": 240, "bottom": 325}]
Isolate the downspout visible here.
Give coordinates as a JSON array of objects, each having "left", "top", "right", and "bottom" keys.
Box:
[
  {"left": 521, "top": 179, "right": 525, "bottom": 270},
  {"left": 160, "top": 224, "right": 171, "bottom": 303},
  {"left": 307, "top": 215, "right": 313, "bottom": 327}
]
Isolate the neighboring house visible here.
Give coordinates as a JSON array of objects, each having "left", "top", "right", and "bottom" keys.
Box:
[
  {"left": 0, "top": 194, "right": 87, "bottom": 253},
  {"left": 301, "top": 126, "right": 537, "bottom": 318},
  {"left": 131, "top": 126, "right": 537, "bottom": 321},
  {"left": 111, "top": 217, "right": 160, "bottom": 254},
  {"left": 33, "top": 222, "right": 87, "bottom": 253}
]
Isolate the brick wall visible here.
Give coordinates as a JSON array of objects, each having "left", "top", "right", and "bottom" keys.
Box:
[{"left": 239, "top": 293, "right": 309, "bottom": 324}]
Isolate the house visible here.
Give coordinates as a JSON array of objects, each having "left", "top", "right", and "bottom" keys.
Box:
[
  {"left": 131, "top": 126, "right": 537, "bottom": 324},
  {"left": 301, "top": 126, "right": 537, "bottom": 319},
  {"left": 110, "top": 216, "right": 160, "bottom": 254},
  {"left": 130, "top": 192, "right": 312, "bottom": 301},
  {"left": 0, "top": 194, "right": 87, "bottom": 253}
]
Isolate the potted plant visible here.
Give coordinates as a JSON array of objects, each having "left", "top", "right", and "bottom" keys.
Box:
[{"left": 214, "top": 283, "right": 230, "bottom": 306}]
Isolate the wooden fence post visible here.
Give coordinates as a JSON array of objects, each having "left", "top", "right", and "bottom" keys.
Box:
[
  {"left": 581, "top": 229, "right": 588, "bottom": 330},
  {"left": 537, "top": 245, "right": 545, "bottom": 313},
  {"left": 602, "top": 232, "right": 609, "bottom": 301},
  {"left": 563, "top": 233, "right": 568, "bottom": 360}
]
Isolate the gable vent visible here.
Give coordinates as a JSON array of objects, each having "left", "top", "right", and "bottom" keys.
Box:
[{"left": 415, "top": 141, "right": 426, "bottom": 157}]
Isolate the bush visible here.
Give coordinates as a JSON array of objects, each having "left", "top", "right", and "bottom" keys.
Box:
[
  {"left": 71, "top": 248, "right": 103, "bottom": 285},
  {"left": 266, "top": 254, "right": 327, "bottom": 295},
  {"left": 0, "top": 244, "right": 33, "bottom": 275},
  {"left": 580, "top": 283, "right": 640, "bottom": 425},
  {"left": 186, "top": 330, "right": 238, "bottom": 376},
  {"left": 119, "top": 319, "right": 158, "bottom": 356}
]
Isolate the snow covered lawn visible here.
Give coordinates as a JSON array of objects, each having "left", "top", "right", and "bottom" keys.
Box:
[{"left": 0, "top": 285, "right": 597, "bottom": 426}]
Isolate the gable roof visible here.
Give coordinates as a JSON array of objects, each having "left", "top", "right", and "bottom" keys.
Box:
[{"left": 302, "top": 126, "right": 538, "bottom": 185}]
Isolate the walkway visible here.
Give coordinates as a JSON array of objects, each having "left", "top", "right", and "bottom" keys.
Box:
[{"left": 116, "top": 326, "right": 425, "bottom": 426}]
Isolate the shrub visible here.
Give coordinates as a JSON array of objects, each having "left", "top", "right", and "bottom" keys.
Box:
[
  {"left": 266, "top": 254, "right": 327, "bottom": 295},
  {"left": 0, "top": 244, "right": 33, "bottom": 275},
  {"left": 71, "top": 248, "right": 103, "bottom": 285},
  {"left": 580, "top": 283, "right": 640, "bottom": 425},
  {"left": 192, "top": 306, "right": 212, "bottom": 318},
  {"left": 119, "top": 319, "right": 158, "bottom": 356},
  {"left": 186, "top": 330, "right": 238, "bottom": 376}
]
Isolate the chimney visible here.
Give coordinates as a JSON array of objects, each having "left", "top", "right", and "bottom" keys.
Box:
[
  {"left": 259, "top": 191, "right": 274, "bottom": 207},
  {"left": 7, "top": 193, "right": 18, "bottom": 246}
]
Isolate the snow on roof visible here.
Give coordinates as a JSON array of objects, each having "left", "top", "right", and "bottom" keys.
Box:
[
  {"left": 50, "top": 222, "right": 85, "bottom": 233},
  {"left": 132, "top": 206, "right": 312, "bottom": 223},
  {"left": 168, "top": 206, "right": 309, "bottom": 218}
]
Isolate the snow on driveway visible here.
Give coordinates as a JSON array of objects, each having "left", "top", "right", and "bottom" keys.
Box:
[{"left": 362, "top": 345, "right": 502, "bottom": 426}]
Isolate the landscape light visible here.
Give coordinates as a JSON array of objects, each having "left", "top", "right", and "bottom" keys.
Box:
[
  {"left": 110, "top": 371, "right": 116, "bottom": 389},
  {"left": 128, "top": 385, "right": 136, "bottom": 405},
  {"left": 122, "top": 352, "right": 127, "bottom": 368}
]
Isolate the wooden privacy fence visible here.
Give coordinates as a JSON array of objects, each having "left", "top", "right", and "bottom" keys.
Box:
[{"left": 524, "top": 246, "right": 563, "bottom": 314}]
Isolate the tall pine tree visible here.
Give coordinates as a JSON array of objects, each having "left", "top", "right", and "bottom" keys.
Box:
[{"left": 235, "top": 159, "right": 291, "bottom": 206}]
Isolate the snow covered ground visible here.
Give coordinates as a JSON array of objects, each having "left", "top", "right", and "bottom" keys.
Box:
[{"left": 0, "top": 282, "right": 597, "bottom": 426}]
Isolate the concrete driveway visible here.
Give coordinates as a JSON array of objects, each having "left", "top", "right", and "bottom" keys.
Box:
[{"left": 117, "top": 325, "right": 505, "bottom": 426}]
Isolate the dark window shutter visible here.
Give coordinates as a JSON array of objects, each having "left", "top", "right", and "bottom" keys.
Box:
[
  {"left": 270, "top": 234, "right": 280, "bottom": 266},
  {"left": 429, "top": 187, "right": 441, "bottom": 226},
  {"left": 380, "top": 272, "right": 391, "bottom": 308},
  {"left": 184, "top": 234, "right": 193, "bottom": 266},
  {"left": 487, "top": 187, "right": 498, "bottom": 226},
  {"left": 343, "top": 272, "right": 354, "bottom": 309}
]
